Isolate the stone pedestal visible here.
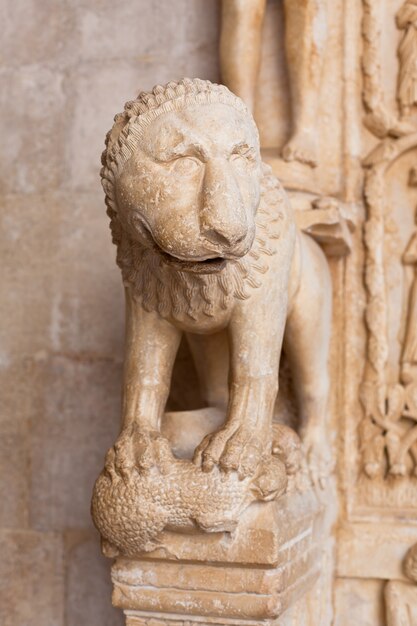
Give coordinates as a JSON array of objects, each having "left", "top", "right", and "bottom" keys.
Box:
[{"left": 105, "top": 490, "right": 331, "bottom": 625}]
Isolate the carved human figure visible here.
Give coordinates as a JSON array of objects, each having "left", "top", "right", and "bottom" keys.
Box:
[
  {"left": 219, "top": 0, "right": 328, "bottom": 167},
  {"left": 401, "top": 206, "right": 417, "bottom": 384},
  {"left": 385, "top": 543, "right": 417, "bottom": 626},
  {"left": 396, "top": 0, "right": 417, "bottom": 118},
  {"left": 100, "top": 79, "right": 332, "bottom": 487},
  {"left": 359, "top": 415, "right": 385, "bottom": 478},
  {"left": 360, "top": 383, "right": 405, "bottom": 478}
]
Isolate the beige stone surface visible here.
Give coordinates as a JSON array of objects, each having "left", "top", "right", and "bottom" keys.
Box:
[
  {"left": 220, "top": 0, "right": 328, "bottom": 168},
  {"left": 0, "top": 529, "right": 65, "bottom": 626},
  {"left": 90, "top": 0, "right": 417, "bottom": 623},
  {"left": 0, "top": 359, "right": 31, "bottom": 528},
  {"left": 66, "top": 533, "right": 124, "bottom": 626},
  {"left": 3, "top": 0, "right": 417, "bottom": 624},
  {"left": 90, "top": 85, "right": 336, "bottom": 615},
  {"left": 30, "top": 356, "right": 122, "bottom": 530},
  {"left": 0, "top": 2, "right": 220, "bottom": 625},
  {"left": 109, "top": 490, "right": 325, "bottom": 623},
  {"left": 333, "top": 578, "right": 386, "bottom": 626}
]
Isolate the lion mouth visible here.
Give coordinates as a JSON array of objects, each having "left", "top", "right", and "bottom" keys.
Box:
[
  {"left": 134, "top": 217, "right": 230, "bottom": 274},
  {"left": 158, "top": 249, "right": 228, "bottom": 274}
]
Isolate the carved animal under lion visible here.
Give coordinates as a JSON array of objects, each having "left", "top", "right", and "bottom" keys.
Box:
[{"left": 92, "top": 79, "right": 332, "bottom": 554}]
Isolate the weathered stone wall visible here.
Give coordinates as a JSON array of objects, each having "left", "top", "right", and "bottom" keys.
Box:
[{"left": 0, "top": 2, "right": 219, "bottom": 624}]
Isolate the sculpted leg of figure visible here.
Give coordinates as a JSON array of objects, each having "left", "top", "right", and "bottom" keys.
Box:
[
  {"left": 220, "top": 0, "right": 267, "bottom": 112},
  {"left": 193, "top": 283, "right": 288, "bottom": 479},
  {"left": 282, "top": 0, "right": 328, "bottom": 167},
  {"left": 113, "top": 287, "right": 182, "bottom": 476},
  {"left": 401, "top": 252, "right": 417, "bottom": 383},
  {"left": 186, "top": 330, "right": 229, "bottom": 411},
  {"left": 284, "top": 233, "right": 332, "bottom": 485},
  {"left": 359, "top": 417, "right": 386, "bottom": 478}
]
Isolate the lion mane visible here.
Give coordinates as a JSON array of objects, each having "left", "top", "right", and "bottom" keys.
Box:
[{"left": 100, "top": 78, "right": 288, "bottom": 320}]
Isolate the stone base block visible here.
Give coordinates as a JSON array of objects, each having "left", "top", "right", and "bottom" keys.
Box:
[{"left": 108, "top": 490, "right": 331, "bottom": 625}]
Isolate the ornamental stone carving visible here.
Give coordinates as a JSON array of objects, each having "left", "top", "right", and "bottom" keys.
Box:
[
  {"left": 92, "top": 78, "right": 332, "bottom": 555},
  {"left": 91, "top": 78, "right": 335, "bottom": 623},
  {"left": 397, "top": 1, "right": 417, "bottom": 118},
  {"left": 220, "top": 0, "right": 328, "bottom": 167},
  {"left": 88, "top": 2, "right": 417, "bottom": 624}
]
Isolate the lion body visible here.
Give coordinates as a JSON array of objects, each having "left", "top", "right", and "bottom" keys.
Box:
[{"left": 98, "top": 78, "right": 332, "bottom": 488}]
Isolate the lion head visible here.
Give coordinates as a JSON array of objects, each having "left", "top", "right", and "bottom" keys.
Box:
[
  {"left": 101, "top": 78, "right": 264, "bottom": 274},
  {"left": 101, "top": 79, "right": 286, "bottom": 319}
]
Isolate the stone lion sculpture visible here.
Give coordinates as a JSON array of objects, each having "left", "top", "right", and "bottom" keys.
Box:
[{"left": 92, "top": 78, "right": 331, "bottom": 553}]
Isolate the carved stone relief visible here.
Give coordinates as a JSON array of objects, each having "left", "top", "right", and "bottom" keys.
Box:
[
  {"left": 220, "top": 0, "right": 328, "bottom": 168},
  {"left": 219, "top": 0, "right": 347, "bottom": 199},
  {"left": 88, "top": 1, "right": 417, "bottom": 624},
  {"left": 396, "top": 1, "right": 417, "bottom": 118},
  {"left": 334, "top": 1, "right": 417, "bottom": 622},
  {"left": 362, "top": 0, "right": 416, "bottom": 139},
  {"left": 94, "top": 74, "right": 330, "bottom": 536},
  {"left": 91, "top": 77, "right": 336, "bottom": 624},
  {"left": 358, "top": 0, "right": 417, "bottom": 500},
  {"left": 360, "top": 134, "right": 417, "bottom": 485}
]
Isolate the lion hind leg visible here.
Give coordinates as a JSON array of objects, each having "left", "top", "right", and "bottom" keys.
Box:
[{"left": 284, "top": 233, "right": 332, "bottom": 483}]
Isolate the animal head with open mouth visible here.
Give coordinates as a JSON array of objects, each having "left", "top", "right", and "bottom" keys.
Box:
[{"left": 101, "top": 78, "right": 262, "bottom": 276}]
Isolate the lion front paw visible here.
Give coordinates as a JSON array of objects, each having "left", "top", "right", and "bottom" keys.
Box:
[
  {"left": 193, "top": 425, "right": 267, "bottom": 479},
  {"left": 108, "top": 424, "right": 173, "bottom": 479}
]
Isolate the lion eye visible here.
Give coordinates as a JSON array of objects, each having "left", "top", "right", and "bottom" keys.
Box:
[
  {"left": 171, "top": 156, "right": 201, "bottom": 174},
  {"left": 230, "top": 152, "right": 252, "bottom": 171},
  {"left": 230, "top": 148, "right": 256, "bottom": 167}
]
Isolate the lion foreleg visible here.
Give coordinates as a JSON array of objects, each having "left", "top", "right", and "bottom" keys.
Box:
[
  {"left": 112, "top": 287, "right": 182, "bottom": 477},
  {"left": 193, "top": 286, "right": 287, "bottom": 478}
]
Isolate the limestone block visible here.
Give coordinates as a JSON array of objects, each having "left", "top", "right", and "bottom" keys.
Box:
[
  {"left": 0, "top": 66, "right": 67, "bottom": 194},
  {"left": 0, "top": 192, "right": 124, "bottom": 359},
  {"left": 2, "top": 0, "right": 77, "bottom": 66},
  {"left": 109, "top": 491, "right": 325, "bottom": 624},
  {"left": 337, "top": 522, "right": 417, "bottom": 581},
  {"left": 0, "top": 529, "right": 64, "bottom": 626},
  {"left": 0, "top": 357, "right": 35, "bottom": 527},
  {"left": 333, "top": 578, "right": 386, "bottom": 626},
  {"left": 44, "top": 192, "right": 124, "bottom": 357},
  {"left": 66, "top": 533, "right": 124, "bottom": 626},
  {"left": 30, "top": 356, "right": 122, "bottom": 530},
  {"left": 0, "top": 414, "right": 29, "bottom": 528},
  {"left": 0, "top": 415, "right": 28, "bottom": 528},
  {"left": 73, "top": 0, "right": 219, "bottom": 67},
  {"left": 0, "top": 193, "right": 59, "bottom": 357}
]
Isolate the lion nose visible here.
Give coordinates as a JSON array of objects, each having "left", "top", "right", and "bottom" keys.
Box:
[
  {"left": 200, "top": 159, "right": 248, "bottom": 249},
  {"left": 202, "top": 226, "right": 247, "bottom": 248}
]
